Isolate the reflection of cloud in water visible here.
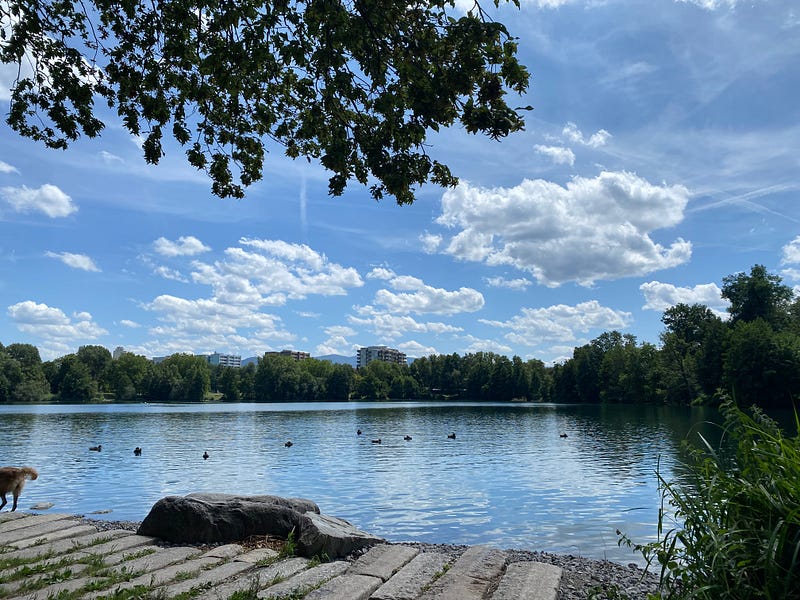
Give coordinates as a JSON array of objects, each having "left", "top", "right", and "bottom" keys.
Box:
[{"left": 0, "top": 402, "right": 714, "bottom": 565}]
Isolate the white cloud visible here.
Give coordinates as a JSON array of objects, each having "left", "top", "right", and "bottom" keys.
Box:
[
  {"left": 367, "top": 267, "right": 396, "bottom": 280},
  {"left": 436, "top": 171, "right": 692, "bottom": 286},
  {"left": 781, "top": 236, "right": 800, "bottom": 264},
  {"left": 562, "top": 122, "right": 612, "bottom": 148},
  {"left": 314, "top": 325, "right": 357, "bottom": 356},
  {"left": 372, "top": 276, "right": 484, "bottom": 315},
  {"left": 45, "top": 251, "right": 100, "bottom": 272},
  {"left": 678, "top": 0, "right": 740, "bottom": 10},
  {"left": 1, "top": 184, "right": 77, "bottom": 217},
  {"left": 153, "top": 265, "right": 189, "bottom": 282},
  {"left": 461, "top": 334, "right": 514, "bottom": 355},
  {"left": 639, "top": 281, "right": 729, "bottom": 315},
  {"left": 0, "top": 161, "right": 19, "bottom": 174},
  {"left": 534, "top": 144, "right": 576, "bottom": 166},
  {"left": 420, "top": 232, "right": 442, "bottom": 254},
  {"left": 154, "top": 235, "right": 211, "bottom": 257},
  {"left": 396, "top": 340, "right": 438, "bottom": 358},
  {"left": 349, "top": 305, "right": 463, "bottom": 340},
  {"left": 120, "top": 319, "right": 141, "bottom": 328},
  {"left": 7, "top": 301, "right": 107, "bottom": 347},
  {"left": 100, "top": 151, "right": 123, "bottom": 164},
  {"left": 480, "top": 300, "right": 632, "bottom": 346},
  {"left": 484, "top": 276, "right": 533, "bottom": 291}
]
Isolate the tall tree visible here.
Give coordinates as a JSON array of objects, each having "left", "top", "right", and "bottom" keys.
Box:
[
  {"left": 721, "top": 264, "right": 794, "bottom": 328},
  {"left": 1, "top": 0, "right": 529, "bottom": 203}
]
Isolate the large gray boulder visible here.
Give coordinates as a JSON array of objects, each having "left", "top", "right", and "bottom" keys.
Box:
[{"left": 137, "top": 493, "right": 383, "bottom": 558}]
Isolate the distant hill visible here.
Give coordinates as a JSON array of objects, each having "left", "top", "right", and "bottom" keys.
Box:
[{"left": 314, "top": 354, "right": 357, "bottom": 367}]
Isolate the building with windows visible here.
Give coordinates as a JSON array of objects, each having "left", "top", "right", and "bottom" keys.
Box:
[
  {"left": 264, "top": 349, "right": 311, "bottom": 361},
  {"left": 203, "top": 352, "right": 242, "bottom": 368},
  {"left": 357, "top": 346, "right": 407, "bottom": 369},
  {"left": 112, "top": 346, "right": 128, "bottom": 360}
]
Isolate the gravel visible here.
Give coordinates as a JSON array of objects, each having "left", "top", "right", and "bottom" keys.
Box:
[{"left": 78, "top": 517, "right": 661, "bottom": 599}]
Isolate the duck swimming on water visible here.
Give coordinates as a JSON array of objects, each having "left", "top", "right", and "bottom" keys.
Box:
[{"left": 89, "top": 445, "right": 102, "bottom": 451}]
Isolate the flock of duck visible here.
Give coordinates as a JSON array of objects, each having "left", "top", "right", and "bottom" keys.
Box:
[{"left": 88, "top": 429, "right": 569, "bottom": 460}]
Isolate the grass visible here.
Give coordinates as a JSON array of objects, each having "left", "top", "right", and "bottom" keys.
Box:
[
  {"left": 620, "top": 397, "right": 800, "bottom": 600},
  {"left": 277, "top": 530, "right": 298, "bottom": 559}
]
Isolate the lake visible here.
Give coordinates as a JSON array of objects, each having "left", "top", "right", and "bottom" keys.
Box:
[{"left": 0, "top": 401, "right": 718, "bottom": 565}]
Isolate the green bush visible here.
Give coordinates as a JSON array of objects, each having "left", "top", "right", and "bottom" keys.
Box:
[{"left": 621, "top": 398, "right": 800, "bottom": 599}]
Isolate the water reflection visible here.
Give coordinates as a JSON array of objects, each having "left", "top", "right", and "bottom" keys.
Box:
[{"left": 0, "top": 402, "right": 716, "bottom": 564}]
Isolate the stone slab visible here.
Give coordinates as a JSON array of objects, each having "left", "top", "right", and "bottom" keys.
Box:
[
  {"left": 234, "top": 547, "right": 279, "bottom": 563},
  {"left": 0, "top": 511, "right": 28, "bottom": 524},
  {"left": 11, "top": 524, "right": 99, "bottom": 548},
  {"left": 194, "top": 557, "right": 309, "bottom": 600},
  {"left": 492, "top": 561, "right": 562, "bottom": 600},
  {"left": 0, "top": 517, "right": 81, "bottom": 545},
  {"left": 258, "top": 560, "right": 349, "bottom": 599},
  {"left": 418, "top": 545, "right": 507, "bottom": 600},
  {"left": 346, "top": 544, "right": 419, "bottom": 582},
  {"left": 0, "top": 529, "right": 131, "bottom": 561},
  {"left": 74, "top": 533, "right": 158, "bottom": 557},
  {"left": 303, "top": 573, "right": 382, "bottom": 600},
  {"left": 158, "top": 556, "right": 257, "bottom": 598},
  {"left": 371, "top": 551, "right": 451, "bottom": 600},
  {"left": 0, "top": 513, "right": 72, "bottom": 533}
]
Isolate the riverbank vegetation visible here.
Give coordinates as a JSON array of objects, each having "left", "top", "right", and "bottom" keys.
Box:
[
  {"left": 620, "top": 398, "right": 800, "bottom": 600},
  {"left": 2, "top": 264, "right": 800, "bottom": 408}
]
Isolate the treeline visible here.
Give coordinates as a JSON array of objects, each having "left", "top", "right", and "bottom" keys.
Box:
[{"left": 2, "top": 264, "right": 800, "bottom": 407}]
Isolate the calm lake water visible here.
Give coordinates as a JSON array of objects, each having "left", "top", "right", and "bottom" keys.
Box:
[{"left": 0, "top": 401, "right": 719, "bottom": 564}]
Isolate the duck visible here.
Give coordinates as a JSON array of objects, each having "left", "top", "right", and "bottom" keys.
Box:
[
  {"left": 284, "top": 441, "right": 293, "bottom": 447},
  {"left": 133, "top": 447, "right": 142, "bottom": 456},
  {"left": 404, "top": 435, "right": 412, "bottom": 441},
  {"left": 560, "top": 433, "right": 568, "bottom": 438},
  {"left": 447, "top": 433, "right": 456, "bottom": 439},
  {"left": 357, "top": 429, "right": 362, "bottom": 435},
  {"left": 89, "top": 444, "right": 102, "bottom": 451},
  {"left": 371, "top": 438, "right": 382, "bottom": 444},
  {"left": 203, "top": 451, "right": 210, "bottom": 460}
]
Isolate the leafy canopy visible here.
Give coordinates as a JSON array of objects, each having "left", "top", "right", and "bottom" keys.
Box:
[{"left": 0, "top": 0, "right": 530, "bottom": 203}]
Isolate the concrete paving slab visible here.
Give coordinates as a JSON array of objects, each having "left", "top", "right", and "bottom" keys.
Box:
[
  {"left": 194, "top": 557, "right": 309, "bottom": 600},
  {"left": 418, "top": 545, "right": 507, "bottom": 600},
  {"left": 159, "top": 557, "right": 257, "bottom": 598},
  {"left": 0, "top": 512, "right": 29, "bottom": 524},
  {"left": 303, "top": 573, "right": 382, "bottom": 600},
  {"left": 371, "top": 551, "right": 451, "bottom": 600},
  {"left": 491, "top": 562, "right": 562, "bottom": 600},
  {"left": 0, "top": 530, "right": 132, "bottom": 561},
  {"left": 12, "top": 524, "right": 99, "bottom": 548},
  {"left": 74, "top": 534, "right": 157, "bottom": 557},
  {"left": 8, "top": 564, "right": 92, "bottom": 600},
  {"left": 347, "top": 544, "right": 419, "bottom": 582},
  {"left": 234, "top": 548, "right": 278, "bottom": 563},
  {"left": 0, "top": 517, "right": 81, "bottom": 545},
  {"left": 0, "top": 514, "right": 73, "bottom": 533},
  {"left": 258, "top": 560, "right": 349, "bottom": 599}
]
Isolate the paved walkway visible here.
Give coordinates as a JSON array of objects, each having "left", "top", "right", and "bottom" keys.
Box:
[{"left": 0, "top": 513, "right": 561, "bottom": 600}]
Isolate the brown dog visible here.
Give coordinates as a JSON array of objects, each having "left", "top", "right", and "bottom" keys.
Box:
[{"left": 0, "top": 466, "right": 39, "bottom": 512}]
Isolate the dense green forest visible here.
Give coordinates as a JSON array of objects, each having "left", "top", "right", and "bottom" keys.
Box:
[{"left": 2, "top": 265, "right": 799, "bottom": 408}]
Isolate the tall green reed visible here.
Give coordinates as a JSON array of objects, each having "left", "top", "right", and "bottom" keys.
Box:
[{"left": 620, "top": 397, "right": 800, "bottom": 600}]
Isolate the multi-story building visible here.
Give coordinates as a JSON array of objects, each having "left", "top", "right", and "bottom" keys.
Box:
[
  {"left": 203, "top": 352, "right": 242, "bottom": 368},
  {"left": 357, "top": 345, "right": 407, "bottom": 369},
  {"left": 263, "top": 349, "right": 311, "bottom": 361},
  {"left": 112, "top": 346, "right": 127, "bottom": 360}
]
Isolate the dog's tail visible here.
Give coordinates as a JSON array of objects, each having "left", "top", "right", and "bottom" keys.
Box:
[{"left": 20, "top": 467, "right": 38, "bottom": 481}]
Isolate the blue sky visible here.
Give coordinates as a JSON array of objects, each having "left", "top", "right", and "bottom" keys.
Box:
[{"left": 1, "top": 0, "right": 800, "bottom": 363}]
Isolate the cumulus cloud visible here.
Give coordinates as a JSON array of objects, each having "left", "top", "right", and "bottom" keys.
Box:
[
  {"left": 420, "top": 232, "right": 442, "bottom": 254},
  {"left": 396, "top": 340, "right": 438, "bottom": 358},
  {"left": 534, "top": 144, "right": 576, "bottom": 165},
  {"left": 461, "top": 334, "right": 514, "bottom": 355},
  {"left": 120, "top": 319, "right": 141, "bottom": 328},
  {"left": 315, "top": 325, "right": 357, "bottom": 356},
  {"left": 678, "top": 0, "right": 739, "bottom": 9},
  {"left": 349, "top": 305, "right": 462, "bottom": 340},
  {"left": 142, "top": 238, "right": 364, "bottom": 355},
  {"left": 436, "top": 171, "right": 692, "bottom": 286},
  {"left": 781, "top": 236, "right": 800, "bottom": 265},
  {"left": 562, "top": 122, "right": 612, "bottom": 148},
  {"left": 153, "top": 265, "right": 189, "bottom": 282},
  {"left": 640, "top": 281, "right": 729, "bottom": 315},
  {"left": 484, "top": 276, "right": 533, "bottom": 291},
  {"left": 0, "top": 161, "right": 19, "bottom": 174},
  {"left": 480, "top": 300, "right": 632, "bottom": 346},
  {"left": 0, "top": 184, "right": 77, "bottom": 217},
  {"left": 367, "top": 267, "right": 396, "bottom": 280},
  {"left": 154, "top": 235, "right": 211, "bottom": 257},
  {"left": 45, "top": 251, "right": 100, "bottom": 272},
  {"left": 372, "top": 276, "right": 484, "bottom": 315},
  {"left": 7, "top": 301, "right": 107, "bottom": 348}
]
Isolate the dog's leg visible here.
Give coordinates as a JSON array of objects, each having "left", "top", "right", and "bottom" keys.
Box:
[
  {"left": 11, "top": 492, "right": 18, "bottom": 511},
  {"left": 0, "top": 493, "right": 6, "bottom": 511}
]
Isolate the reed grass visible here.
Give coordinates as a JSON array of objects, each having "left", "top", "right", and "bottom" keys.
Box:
[{"left": 621, "top": 398, "right": 800, "bottom": 599}]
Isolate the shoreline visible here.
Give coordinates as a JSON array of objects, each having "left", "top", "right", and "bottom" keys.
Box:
[{"left": 80, "top": 516, "right": 661, "bottom": 600}]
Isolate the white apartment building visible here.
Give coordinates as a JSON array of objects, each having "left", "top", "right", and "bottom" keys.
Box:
[{"left": 357, "top": 345, "right": 407, "bottom": 369}]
